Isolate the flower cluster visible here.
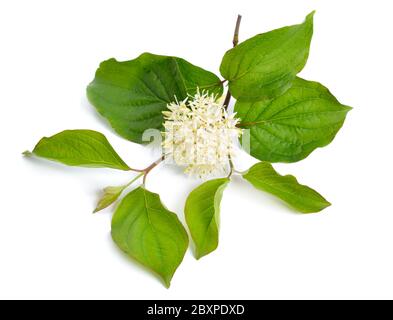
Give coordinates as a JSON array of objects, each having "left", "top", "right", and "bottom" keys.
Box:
[{"left": 162, "top": 91, "right": 242, "bottom": 178}]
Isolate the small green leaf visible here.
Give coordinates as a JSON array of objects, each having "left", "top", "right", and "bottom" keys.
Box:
[
  {"left": 111, "top": 187, "right": 189, "bottom": 287},
  {"left": 28, "top": 130, "right": 130, "bottom": 170},
  {"left": 185, "top": 178, "right": 229, "bottom": 259},
  {"left": 220, "top": 11, "right": 314, "bottom": 101},
  {"left": 243, "top": 162, "right": 330, "bottom": 213},
  {"left": 94, "top": 173, "right": 144, "bottom": 213},
  {"left": 87, "top": 53, "right": 223, "bottom": 143},
  {"left": 236, "top": 77, "right": 352, "bottom": 163},
  {"left": 93, "top": 185, "right": 127, "bottom": 213}
]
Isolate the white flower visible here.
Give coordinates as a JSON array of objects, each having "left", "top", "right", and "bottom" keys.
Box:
[{"left": 162, "top": 91, "right": 242, "bottom": 178}]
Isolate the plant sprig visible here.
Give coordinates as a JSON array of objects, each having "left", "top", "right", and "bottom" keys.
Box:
[{"left": 24, "top": 12, "right": 351, "bottom": 287}]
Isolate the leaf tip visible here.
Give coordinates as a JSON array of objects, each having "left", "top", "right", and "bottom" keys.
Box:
[
  {"left": 345, "top": 105, "right": 353, "bottom": 112},
  {"left": 307, "top": 10, "right": 316, "bottom": 20},
  {"left": 93, "top": 199, "right": 113, "bottom": 213},
  {"left": 304, "top": 11, "right": 316, "bottom": 29},
  {"left": 22, "top": 150, "right": 33, "bottom": 157},
  {"left": 305, "top": 200, "right": 332, "bottom": 214},
  {"left": 195, "top": 249, "right": 213, "bottom": 260},
  {"left": 92, "top": 207, "right": 100, "bottom": 214},
  {"left": 163, "top": 276, "right": 172, "bottom": 289},
  {"left": 324, "top": 200, "right": 332, "bottom": 209}
]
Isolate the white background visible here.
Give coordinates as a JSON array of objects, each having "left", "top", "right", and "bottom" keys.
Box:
[{"left": 1, "top": 0, "right": 392, "bottom": 300}]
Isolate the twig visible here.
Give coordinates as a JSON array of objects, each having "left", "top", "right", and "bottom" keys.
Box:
[
  {"left": 224, "top": 14, "right": 242, "bottom": 109},
  {"left": 128, "top": 154, "right": 167, "bottom": 185},
  {"left": 232, "top": 14, "right": 242, "bottom": 47},
  {"left": 142, "top": 155, "right": 166, "bottom": 185}
]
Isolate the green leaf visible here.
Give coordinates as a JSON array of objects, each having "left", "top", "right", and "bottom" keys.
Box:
[
  {"left": 111, "top": 187, "right": 189, "bottom": 287},
  {"left": 220, "top": 11, "right": 314, "bottom": 101},
  {"left": 93, "top": 185, "right": 127, "bottom": 213},
  {"left": 236, "top": 77, "right": 352, "bottom": 162},
  {"left": 243, "top": 162, "right": 330, "bottom": 213},
  {"left": 94, "top": 173, "right": 144, "bottom": 213},
  {"left": 28, "top": 130, "right": 130, "bottom": 170},
  {"left": 87, "top": 53, "right": 223, "bottom": 143},
  {"left": 185, "top": 178, "right": 229, "bottom": 259}
]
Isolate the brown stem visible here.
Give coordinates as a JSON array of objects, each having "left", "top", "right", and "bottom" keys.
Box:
[
  {"left": 232, "top": 14, "right": 242, "bottom": 47},
  {"left": 223, "top": 87, "right": 232, "bottom": 110},
  {"left": 224, "top": 14, "right": 242, "bottom": 109},
  {"left": 142, "top": 155, "right": 165, "bottom": 185}
]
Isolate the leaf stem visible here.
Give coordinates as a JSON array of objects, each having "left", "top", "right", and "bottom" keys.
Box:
[
  {"left": 224, "top": 14, "right": 242, "bottom": 109},
  {"left": 128, "top": 167, "right": 145, "bottom": 173},
  {"left": 125, "top": 172, "right": 145, "bottom": 188}
]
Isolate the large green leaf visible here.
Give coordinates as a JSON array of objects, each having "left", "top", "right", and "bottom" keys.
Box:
[
  {"left": 87, "top": 53, "right": 223, "bottom": 143},
  {"left": 28, "top": 130, "right": 130, "bottom": 170},
  {"left": 185, "top": 178, "right": 229, "bottom": 259},
  {"left": 220, "top": 12, "right": 314, "bottom": 101},
  {"left": 111, "top": 187, "right": 189, "bottom": 287},
  {"left": 235, "top": 77, "right": 352, "bottom": 162},
  {"left": 243, "top": 162, "right": 330, "bottom": 213}
]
